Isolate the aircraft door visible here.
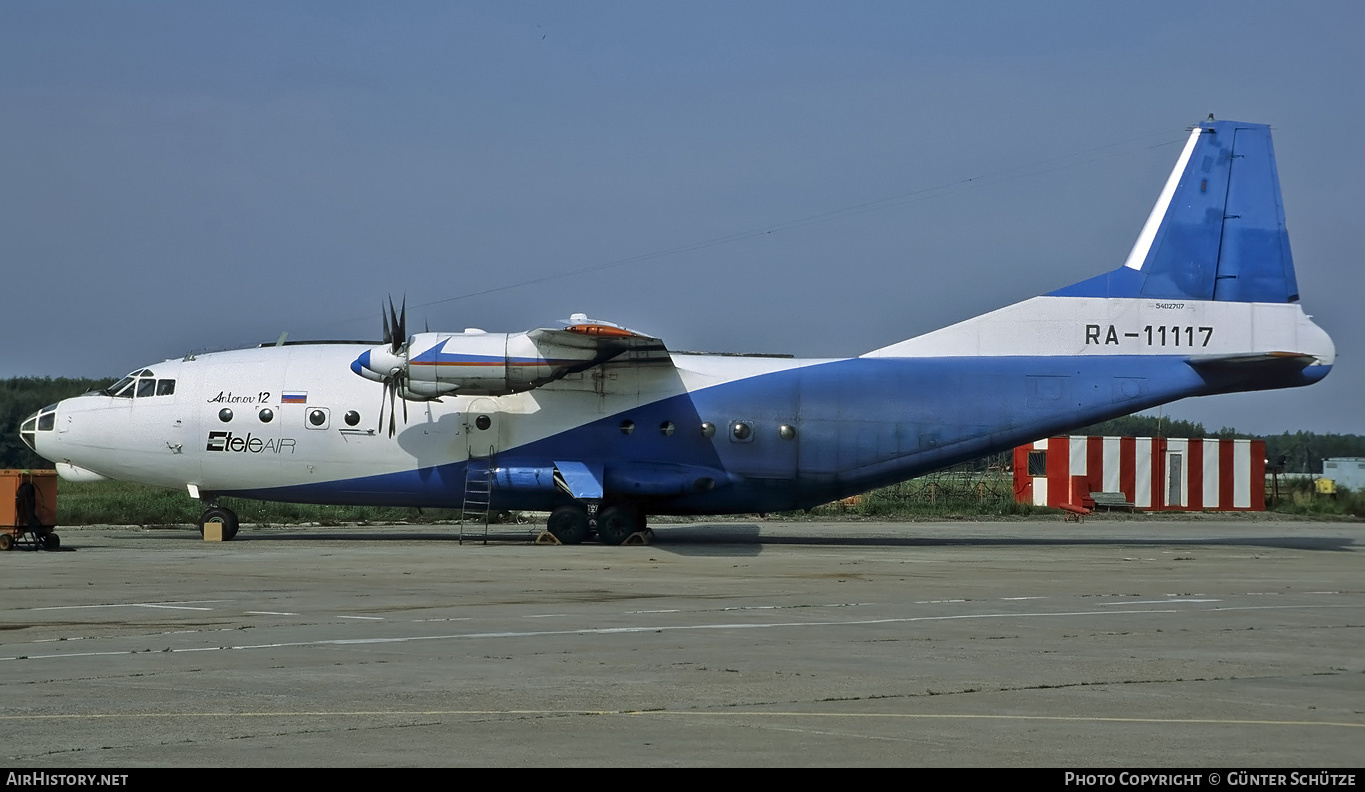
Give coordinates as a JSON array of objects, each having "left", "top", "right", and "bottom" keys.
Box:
[
  {"left": 462, "top": 398, "right": 501, "bottom": 460},
  {"left": 162, "top": 365, "right": 199, "bottom": 482}
]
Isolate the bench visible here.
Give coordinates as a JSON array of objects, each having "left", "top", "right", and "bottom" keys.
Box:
[{"left": 1089, "top": 492, "right": 1136, "bottom": 512}]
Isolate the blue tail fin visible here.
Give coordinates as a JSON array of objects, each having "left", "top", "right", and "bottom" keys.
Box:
[{"left": 1051, "top": 119, "right": 1299, "bottom": 303}]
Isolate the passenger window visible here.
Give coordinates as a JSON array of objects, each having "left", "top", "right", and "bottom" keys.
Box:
[
  {"left": 136, "top": 378, "right": 155, "bottom": 398},
  {"left": 156, "top": 379, "right": 176, "bottom": 396}
]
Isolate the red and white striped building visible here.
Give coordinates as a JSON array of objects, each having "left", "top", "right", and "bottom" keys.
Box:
[{"left": 1013, "top": 436, "right": 1266, "bottom": 511}]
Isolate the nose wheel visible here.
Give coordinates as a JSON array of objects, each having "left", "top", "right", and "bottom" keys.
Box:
[{"left": 198, "top": 506, "right": 239, "bottom": 541}]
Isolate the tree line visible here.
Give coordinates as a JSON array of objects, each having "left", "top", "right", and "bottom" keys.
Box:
[{"left": 1, "top": 377, "right": 1360, "bottom": 474}]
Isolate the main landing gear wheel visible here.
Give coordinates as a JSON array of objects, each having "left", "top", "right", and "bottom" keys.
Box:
[
  {"left": 595, "top": 505, "right": 641, "bottom": 546},
  {"left": 546, "top": 506, "right": 590, "bottom": 545},
  {"left": 199, "top": 506, "right": 239, "bottom": 541}
]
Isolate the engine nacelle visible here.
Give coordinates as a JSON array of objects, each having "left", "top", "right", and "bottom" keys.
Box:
[
  {"left": 351, "top": 315, "right": 660, "bottom": 398},
  {"left": 354, "top": 330, "right": 603, "bottom": 397}
]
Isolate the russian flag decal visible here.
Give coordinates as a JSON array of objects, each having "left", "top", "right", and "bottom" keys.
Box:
[{"left": 282, "top": 391, "right": 307, "bottom": 404}]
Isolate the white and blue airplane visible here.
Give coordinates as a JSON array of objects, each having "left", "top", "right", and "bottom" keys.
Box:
[{"left": 21, "top": 119, "right": 1334, "bottom": 543}]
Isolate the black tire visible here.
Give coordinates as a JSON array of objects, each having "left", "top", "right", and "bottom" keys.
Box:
[
  {"left": 0, "top": 534, "right": 13, "bottom": 551},
  {"left": 199, "top": 507, "right": 239, "bottom": 541},
  {"left": 596, "top": 505, "right": 640, "bottom": 546},
  {"left": 546, "top": 506, "right": 590, "bottom": 545},
  {"left": 41, "top": 533, "right": 60, "bottom": 551}
]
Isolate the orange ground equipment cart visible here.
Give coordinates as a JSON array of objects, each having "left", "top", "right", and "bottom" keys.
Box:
[{"left": 1, "top": 469, "right": 59, "bottom": 551}]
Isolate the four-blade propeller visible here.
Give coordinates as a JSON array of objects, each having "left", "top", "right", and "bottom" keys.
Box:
[{"left": 377, "top": 297, "right": 408, "bottom": 437}]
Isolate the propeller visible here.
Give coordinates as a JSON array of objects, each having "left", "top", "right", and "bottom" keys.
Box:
[{"left": 376, "top": 297, "right": 409, "bottom": 438}]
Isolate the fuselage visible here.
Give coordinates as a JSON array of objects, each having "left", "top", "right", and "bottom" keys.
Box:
[{"left": 28, "top": 296, "right": 1333, "bottom": 516}]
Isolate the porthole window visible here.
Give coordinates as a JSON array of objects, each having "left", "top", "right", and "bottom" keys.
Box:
[
  {"left": 619, "top": 419, "right": 635, "bottom": 435},
  {"left": 731, "top": 421, "right": 752, "bottom": 442},
  {"left": 660, "top": 421, "right": 675, "bottom": 436},
  {"left": 779, "top": 424, "right": 796, "bottom": 440},
  {"left": 219, "top": 408, "right": 233, "bottom": 423},
  {"left": 700, "top": 422, "right": 715, "bottom": 438},
  {"left": 345, "top": 410, "right": 360, "bottom": 427},
  {"left": 475, "top": 414, "right": 491, "bottom": 431},
  {"left": 308, "top": 409, "right": 327, "bottom": 427},
  {"left": 258, "top": 408, "right": 274, "bottom": 423}
]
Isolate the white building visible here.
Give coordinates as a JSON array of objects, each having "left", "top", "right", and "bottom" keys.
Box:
[{"left": 1322, "top": 458, "right": 1365, "bottom": 492}]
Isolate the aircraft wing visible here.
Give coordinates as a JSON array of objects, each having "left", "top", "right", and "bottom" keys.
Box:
[{"left": 528, "top": 314, "right": 673, "bottom": 366}]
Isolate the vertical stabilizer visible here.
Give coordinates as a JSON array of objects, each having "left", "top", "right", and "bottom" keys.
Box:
[{"left": 1052, "top": 119, "right": 1299, "bottom": 303}]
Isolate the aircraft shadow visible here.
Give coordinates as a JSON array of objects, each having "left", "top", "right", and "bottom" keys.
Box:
[{"left": 645, "top": 525, "right": 1358, "bottom": 555}]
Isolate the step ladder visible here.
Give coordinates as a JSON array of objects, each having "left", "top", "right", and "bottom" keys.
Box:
[{"left": 459, "top": 450, "right": 495, "bottom": 545}]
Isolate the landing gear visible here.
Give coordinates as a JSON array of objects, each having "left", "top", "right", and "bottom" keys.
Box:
[
  {"left": 198, "top": 506, "right": 239, "bottom": 541},
  {"left": 546, "top": 506, "right": 590, "bottom": 545},
  {"left": 595, "top": 504, "right": 642, "bottom": 546},
  {"left": 543, "top": 503, "right": 647, "bottom": 545}
]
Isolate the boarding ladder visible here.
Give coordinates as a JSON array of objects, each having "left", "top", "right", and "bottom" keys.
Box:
[{"left": 458, "top": 449, "right": 495, "bottom": 545}]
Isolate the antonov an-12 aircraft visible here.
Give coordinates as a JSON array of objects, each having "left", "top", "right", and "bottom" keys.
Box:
[{"left": 21, "top": 119, "right": 1334, "bottom": 544}]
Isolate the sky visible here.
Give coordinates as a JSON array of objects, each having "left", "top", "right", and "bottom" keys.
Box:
[{"left": 2, "top": 1, "right": 1362, "bottom": 436}]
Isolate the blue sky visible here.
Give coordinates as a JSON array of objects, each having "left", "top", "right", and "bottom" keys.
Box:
[{"left": 3, "top": 1, "right": 1361, "bottom": 435}]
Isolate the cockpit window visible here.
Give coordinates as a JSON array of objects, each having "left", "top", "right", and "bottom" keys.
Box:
[
  {"left": 105, "top": 371, "right": 175, "bottom": 398},
  {"left": 38, "top": 412, "right": 55, "bottom": 431},
  {"left": 106, "top": 375, "right": 136, "bottom": 398}
]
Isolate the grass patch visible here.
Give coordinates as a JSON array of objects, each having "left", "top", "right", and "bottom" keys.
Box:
[
  {"left": 53, "top": 470, "right": 1354, "bottom": 526},
  {"left": 1267, "top": 479, "right": 1365, "bottom": 518}
]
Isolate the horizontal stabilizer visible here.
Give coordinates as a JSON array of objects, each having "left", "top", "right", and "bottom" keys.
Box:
[{"left": 1186, "top": 351, "right": 1317, "bottom": 371}]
